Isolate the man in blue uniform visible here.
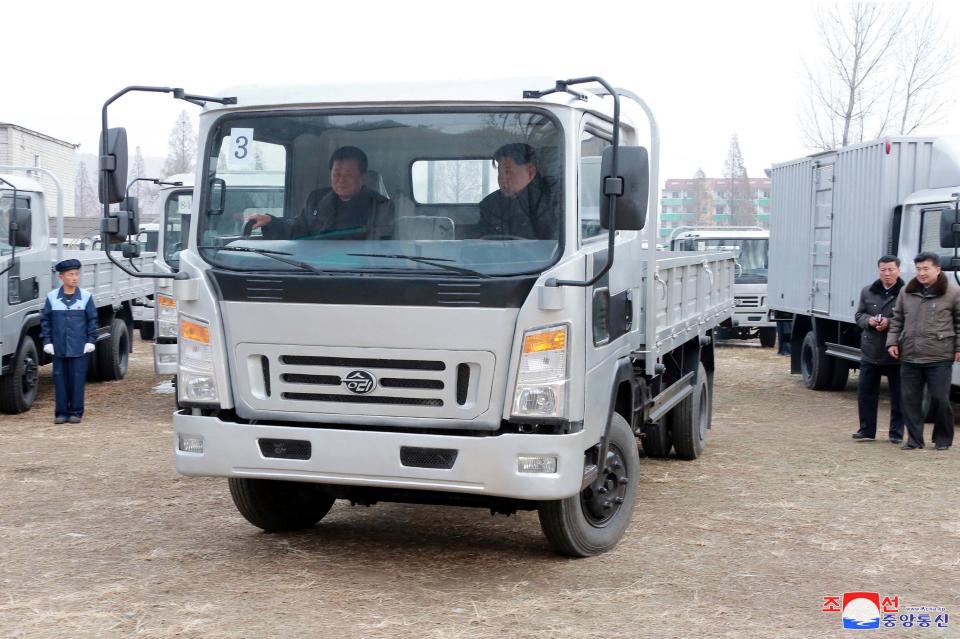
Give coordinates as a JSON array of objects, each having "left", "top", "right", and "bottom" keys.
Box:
[{"left": 40, "top": 259, "right": 97, "bottom": 424}]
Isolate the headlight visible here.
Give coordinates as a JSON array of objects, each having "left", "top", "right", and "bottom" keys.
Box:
[
  {"left": 178, "top": 317, "right": 219, "bottom": 404},
  {"left": 157, "top": 294, "right": 178, "bottom": 338},
  {"left": 512, "top": 325, "right": 569, "bottom": 419}
]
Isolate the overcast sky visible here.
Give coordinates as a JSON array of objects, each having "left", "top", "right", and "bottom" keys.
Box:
[{"left": 4, "top": 0, "right": 959, "bottom": 184}]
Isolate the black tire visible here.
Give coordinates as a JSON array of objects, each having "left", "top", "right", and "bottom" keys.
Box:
[
  {"left": 229, "top": 478, "right": 336, "bottom": 532},
  {"left": 0, "top": 337, "right": 40, "bottom": 414},
  {"left": 639, "top": 419, "right": 672, "bottom": 457},
  {"left": 537, "top": 414, "right": 639, "bottom": 557},
  {"left": 800, "top": 332, "right": 834, "bottom": 390},
  {"left": 140, "top": 321, "right": 156, "bottom": 341},
  {"left": 828, "top": 360, "right": 850, "bottom": 390},
  {"left": 759, "top": 327, "right": 777, "bottom": 348},
  {"left": 670, "top": 363, "right": 710, "bottom": 460},
  {"left": 97, "top": 318, "right": 130, "bottom": 381}
]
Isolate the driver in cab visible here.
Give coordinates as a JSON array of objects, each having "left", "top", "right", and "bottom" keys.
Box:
[
  {"left": 476, "top": 143, "right": 559, "bottom": 240},
  {"left": 247, "top": 146, "right": 394, "bottom": 240}
]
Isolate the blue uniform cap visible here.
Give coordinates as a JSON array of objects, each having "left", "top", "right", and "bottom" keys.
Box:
[{"left": 54, "top": 259, "right": 82, "bottom": 273}]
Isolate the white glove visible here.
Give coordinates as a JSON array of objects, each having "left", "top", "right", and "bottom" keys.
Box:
[
  {"left": 83, "top": 343, "right": 96, "bottom": 354},
  {"left": 44, "top": 344, "right": 55, "bottom": 356}
]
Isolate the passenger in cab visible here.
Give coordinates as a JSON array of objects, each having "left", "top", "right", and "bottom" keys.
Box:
[
  {"left": 477, "top": 143, "right": 559, "bottom": 240},
  {"left": 247, "top": 146, "right": 394, "bottom": 240}
]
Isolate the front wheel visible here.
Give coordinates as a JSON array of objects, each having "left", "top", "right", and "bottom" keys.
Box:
[
  {"left": 0, "top": 337, "right": 40, "bottom": 414},
  {"left": 537, "top": 414, "right": 639, "bottom": 557},
  {"left": 97, "top": 318, "right": 130, "bottom": 381},
  {"left": 229, "top": 478, "right": 336, "bottom": 532}
]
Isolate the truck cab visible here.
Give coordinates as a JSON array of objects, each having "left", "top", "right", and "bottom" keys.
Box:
[
  {"left": 101, "top": 78, "right": 734, "bottom": 555},
  {"left": 671, "top": 227, "right": 774, "bottom": 346},
  {"left": 152, "top": 175, "right": 194, "bottom": 373}
]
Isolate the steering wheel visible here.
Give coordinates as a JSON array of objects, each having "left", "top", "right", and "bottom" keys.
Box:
[
  {"left": 479, "top": 234, "right": 526, "bottom": 241},
  {"left": 241, "top": 219, "right": 258, "bottom": 238}
]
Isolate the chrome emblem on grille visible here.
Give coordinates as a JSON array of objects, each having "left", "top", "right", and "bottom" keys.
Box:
[{"left": 343, "top": 370, "right": 377, "bottom": 394}]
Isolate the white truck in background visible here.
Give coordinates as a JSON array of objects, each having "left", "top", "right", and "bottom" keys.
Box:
[
  {"left": 670, "top": 226, "right": 775, "bottom": 347},
  {"left": 768, "top": 137, "right": 960, "bottom": 391},
  {"left": 97, "top": 78, "right": 735, "bottom": 556},
  {"left": 0, "top": 167, "right": 155, "bottom": 413}
]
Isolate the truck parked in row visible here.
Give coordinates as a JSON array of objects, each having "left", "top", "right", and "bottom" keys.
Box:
[
  {"left": 670, "top": 226, "right": 774, "bottom": 347},
  {"left": 0, "top": 167, "right": 155, "bottom": 414},
  {"left": 768, "top": 136, "right": 960, "bottom": 390},
  {"left": 98, "top": 77, "right": 735, "bottom": 556}
]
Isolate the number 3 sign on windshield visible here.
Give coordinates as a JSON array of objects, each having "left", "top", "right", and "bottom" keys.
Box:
[{"left": 227, "top": 128, "right": 255, "bottom": 170}]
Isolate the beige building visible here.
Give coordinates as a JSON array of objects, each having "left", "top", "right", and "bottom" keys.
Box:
[{"left": 0, "top": 123, "right": 79, "bottom": 216}]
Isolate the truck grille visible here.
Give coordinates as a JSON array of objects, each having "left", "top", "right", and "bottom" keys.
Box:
[
  {"left": 235, "top": 344, "right": 494, "bottom": 420},
  {"left": 735, "top": 295, "right": 761, "bottom": 308}
]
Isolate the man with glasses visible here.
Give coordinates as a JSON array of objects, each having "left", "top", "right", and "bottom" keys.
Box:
[
  {"left": 476, "top": 143, "right": 559, "bottom": 240},
  {"left": 887, "top": 252, "right": 960, "bottom": 451}
]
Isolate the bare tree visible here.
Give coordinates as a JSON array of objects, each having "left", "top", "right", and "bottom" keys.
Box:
[
  {"left": 893, "top": 5, "right": 956, "bottom": 134},
  {"left": 689, "top": 169, "right": 712, "bottom": 226},
  {"left": 74, "top": 161, "right": 98, "bottom": 218},
  {"left": 801, "top": 3, "right": 908, "bottom": 151},
  {"left": 163, "top": 110, "right": 197, "bottom": 176},
  {"left": 130, "top": 146, "right": 160, "bottom": 218},
  {"left": 723, "top": 135, "right": 755, "bottom": 227}
]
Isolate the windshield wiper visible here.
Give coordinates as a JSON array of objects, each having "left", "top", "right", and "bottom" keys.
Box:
[
  {"left": 198, "top": 245, "right": 324, "bottom": 274},
  {"left": 347, "top": 253, "right": 490, "bottom": 278}
]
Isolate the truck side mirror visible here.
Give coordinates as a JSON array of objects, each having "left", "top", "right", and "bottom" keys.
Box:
[
  {"left": 121, "top": 241, "right": 141, "bottom": 259},
  {"left": 207, "top": 177, "right": 226, "bottom": 215},
  {"left": 599, "top": 146, "right": 649, "bottom": 231},
  {"left": 940, "top": 205, "right": 960, "bottom": 249},
  {"left": 9, "top": 207, "right": 32, "bottom": 248},
  {"left": 101, "top": 196, "right": 140, "bottom": 244},
  {"left": 98, "top": 127, "right": 129, "bottom": 205}
]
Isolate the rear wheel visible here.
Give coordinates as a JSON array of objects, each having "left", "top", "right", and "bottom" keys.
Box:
[
  {"left": 229, "top": 478, "right": 336, "bottom": 532},
  {"left": 97, "top": 318, "right": 130, "bottom": 381},
  {"left": 538, "top": 414, "right": 639, "bottom": 557},
  {"left": 639, "top": 419, "right": 672, "bottom": 457},
  {"left": 759, "top": 327, "right": 777, "bottom": 348},
  {"left": 828, "top": 360, "right": 850, "bottom": 390},
  {"left": 0, "top": 337, "right": 40, "bottom": 414},
  {"left": 800, "top": 332, "right": 834, "bottom": 390},
  {"left": 670, "top": 363, "right": 710, "bottom": 460}
]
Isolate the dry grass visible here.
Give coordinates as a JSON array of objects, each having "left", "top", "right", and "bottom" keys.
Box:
[{"left": 1, "top": 339, "right": 958, "bottom": 638}]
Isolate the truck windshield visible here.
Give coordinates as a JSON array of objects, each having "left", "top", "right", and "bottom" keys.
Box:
[
  {"left": 676, "top": 238, "right": 769, "bottom": 283},
  {"left": 197, "top": 111, "right": 563, "bottom": 277},
  {"left": 163, "top": 189, "right": 193, "bottom": 270}
]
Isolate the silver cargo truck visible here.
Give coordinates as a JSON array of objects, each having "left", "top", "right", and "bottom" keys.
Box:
[
  {"left": 768, "top": 137, "right": 960, "bottom": 390},
  {"left": 98, "top": 77, "right": 735, "bottom": 556},
  {"left": 0, "top": 168, "right": 155, "bottom": 414}
]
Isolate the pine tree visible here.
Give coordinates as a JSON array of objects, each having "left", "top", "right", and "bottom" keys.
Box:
[
  {"left": 722, "top": 135, "right": 755, "bottom": 227},
  {"left": 74, "top": 161, "right": 98, "bottom": 217}
]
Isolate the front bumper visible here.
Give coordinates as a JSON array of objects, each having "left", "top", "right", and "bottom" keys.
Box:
[
  {"left": 732, "top": 309, "right": 775, "bottom": 328},
  {"left": 173, "top": 412, "right": 589, "bottom": 500}
]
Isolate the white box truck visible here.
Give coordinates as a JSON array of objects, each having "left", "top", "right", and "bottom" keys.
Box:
[
  {"left": 670, "top": 226, "right": 774, "bottom": 347},
  {"left": 98, "top": 78, "right": 735, "bottom": 556},
  {"left": 0, "top": 167, "right": 156, "bottom": 413},
  {"left": 768, "top": 137, "right": 960, "bottom": 390}
]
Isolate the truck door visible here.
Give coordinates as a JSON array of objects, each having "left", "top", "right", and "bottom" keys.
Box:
[
  {"left": 580, "top": 121, "right": 634, "bottom": 373},
  {"left": 811, "top": 162, "right": 835, "bottom": 314}
]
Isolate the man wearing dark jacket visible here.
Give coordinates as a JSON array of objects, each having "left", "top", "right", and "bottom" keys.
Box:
[
  {"left": 852, "top": 256, "right": 905, "bottom": 442},
  {"left": 40, "top": 259, "right": 97, "bottom": 424},
  {"left": 247, "top": 146, "right": 394, "bottom": 241},
  {"left": 887, "top": 252, "right": 960, "bottom": 451},
  {"left": 477, "top": 143, "right": 559, "bottom": 240}
]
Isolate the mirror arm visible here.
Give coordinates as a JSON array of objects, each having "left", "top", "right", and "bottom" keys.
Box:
[{"left": 546, "top": 76, "right": 621, "bottom": 288}]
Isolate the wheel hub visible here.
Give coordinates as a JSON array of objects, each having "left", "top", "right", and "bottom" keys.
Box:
[
  {"left": 581, "top": 445, "right": 628, "bottom": 525},
  {"left": 22, "top": 356, "right": 38, "bottom": 391}
]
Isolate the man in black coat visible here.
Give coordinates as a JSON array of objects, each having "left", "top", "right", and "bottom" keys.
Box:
[
  {"left": 852, "top": 255, "right": 905, "bottom": 442},
  {"left": 476, "top": 143, "right": 559, "bottom": 240},
  {"left": 248, "top": 146, "right": 394, "bottom": 241}
]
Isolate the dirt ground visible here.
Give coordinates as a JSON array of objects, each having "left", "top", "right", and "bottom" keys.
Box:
[{"left": 1, "top": 338, "right": 958, "bottom": 639}]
